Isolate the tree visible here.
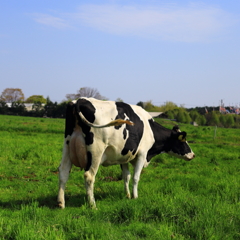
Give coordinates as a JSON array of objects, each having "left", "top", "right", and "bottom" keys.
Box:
[
  {"left": 11, "top": 101, "right": 26, "bottom": 115},
  {"left": 65, "top": 93, "right": 77, "bottom": 101},
  {"left": 219, "top": 114, "right": 227, "bottom": 127},
  {"left": 0, "top": 100, "right": 8, "bottom": 114},
  {"left": 183, "top": 111, "right": 191, "bottom": 124},
  {"left": 25, "top": 95, "right": 47, "bottom": 104},
  {"left": 143, "top": 100, "right": 161, "bottom": 112},
  {"left": 44, "top": 97, "right": 58, "bottom": 117},
  {"left": 207, "top": 111, "right": 220, "bottom": 126},
  {"left": 159, "top": 101, "right": 178, "bottom": 112},
  {"left": 225, "top": 114, "right": 234, "bottom": 128},
  {"left": 196, "top": 115, "right": 206, "bottom": 126},
  {"left": 116, "top": 98, "right": 123, "bottom": 102},
  {"left": 1, "top": 88, "right": 24, "bottom": 102},
  {"left": 166, "top": 111, "right": 174, "bottom": 120},
  {"left": 136, "top": 101, "right": 144, "bottom": 108},
  {"left": 190, "top": 110, "right": 200, "bottom": 121},
  {"left": 66, "top": 87, "right": 107, "bottom": 101}
]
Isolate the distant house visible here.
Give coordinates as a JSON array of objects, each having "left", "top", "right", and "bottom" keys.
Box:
[
  {"left": 24, "top": 103, "right": 34, "bottom": 111},
  {"left": 148, "top": 112, "right": 164, "bottom": 118},
  {"left": 6, "top": 103, "right": 45, "bottom": 111}
]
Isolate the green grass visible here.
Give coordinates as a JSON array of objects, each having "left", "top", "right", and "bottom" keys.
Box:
[{"left": 0, "top": 115, "right": 240, "bottom": 239}]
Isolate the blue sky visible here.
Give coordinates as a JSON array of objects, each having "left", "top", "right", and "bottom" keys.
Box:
[{"left": 1, "top": 0, "right": 240, "bottom": 107}]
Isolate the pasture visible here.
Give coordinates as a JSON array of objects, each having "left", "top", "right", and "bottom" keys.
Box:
[{"left": 0, "top": 114, "right": 239, "bottom": 240}]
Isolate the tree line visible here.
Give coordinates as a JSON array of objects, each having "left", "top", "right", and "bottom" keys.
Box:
[{"left": 0, "top": 88, "right": 239, "bottom": 128}]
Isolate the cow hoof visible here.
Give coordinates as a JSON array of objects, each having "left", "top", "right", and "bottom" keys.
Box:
[
  {"left": 58, "top": 202, "right": 65, "bottom": 209},
  {"left": 90, "top": 205, "right": 97, "bottom": 210}
]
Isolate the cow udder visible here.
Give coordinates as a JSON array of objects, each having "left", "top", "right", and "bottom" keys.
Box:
[{"left": 69, "top": 127, "right": 87, "bottom": 169}]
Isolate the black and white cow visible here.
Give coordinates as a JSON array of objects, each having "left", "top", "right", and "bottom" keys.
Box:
[{"left": 58, "top": 97, "right": 195, "bottom": 208}]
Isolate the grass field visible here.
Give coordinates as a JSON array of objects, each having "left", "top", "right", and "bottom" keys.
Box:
[{"left": 0, "top": 115, "right": 240, "bottom": 239}]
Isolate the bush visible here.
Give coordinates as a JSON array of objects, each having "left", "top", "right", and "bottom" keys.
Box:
[
  {"left": 207, "top": 111, "right": 220, "bottom": 126},
  {"left": 225, "top": 114, "right": 234, "bottom": 128},
  {"left": 195, "top": 115, "right": 206, "bottom": 126}
]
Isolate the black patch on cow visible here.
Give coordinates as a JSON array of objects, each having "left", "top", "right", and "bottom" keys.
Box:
[
  {"left": 147, "top": 120, "right": 192, "bottom": 161},
  {"left": 64, "top": 102, "right": 76, "bottom": 138},
  {"left": 123, "top": 128, "right": 127, "bottom": 140},
  {"left": 75, "top": 98, "right": 95, "bottom": 145},
  {"left": 146, "top": 119, "right": 168, "bottom": 161},
  {"left": 85, "top": 151, "right": 92, "bottom": 171},
  {"left": 115, "top": 102, "right": 144, "bottom": 156}
]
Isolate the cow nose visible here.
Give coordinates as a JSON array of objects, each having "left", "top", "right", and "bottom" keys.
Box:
[{"left": 192, "top": 153, "right": 195, "bottom": 159}]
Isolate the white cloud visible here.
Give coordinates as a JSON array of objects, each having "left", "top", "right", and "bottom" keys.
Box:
[
  {"left": 33, "top": 3, "right": 236, "bottom": 42},
  {"left": 33, "top": 14, "right": 71, "bottom": 29},
  {"left": 76, "top": 4, "right": 234, "bottom": 42}
]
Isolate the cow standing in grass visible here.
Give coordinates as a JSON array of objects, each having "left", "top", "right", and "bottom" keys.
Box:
[{"left": 58, "top": 98, "right": 195, "bottom": 208}]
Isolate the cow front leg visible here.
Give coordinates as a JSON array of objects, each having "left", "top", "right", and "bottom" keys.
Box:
[
  {"left": 121, "top": 163, "right": 131, "bottom": 199},
  {"left": 58, "top": 145, "right": 72, "bottom": 209}
]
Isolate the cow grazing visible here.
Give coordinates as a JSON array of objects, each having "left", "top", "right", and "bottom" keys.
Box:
[{"left": 58, "top": 98, "right": 195, "bottom": 208}]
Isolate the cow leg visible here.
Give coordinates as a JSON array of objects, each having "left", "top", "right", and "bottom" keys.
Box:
[
  {"left": 121, "top": 163, "right": 131, "bottom": 199},
  {"left": 58, "top": 143, "right": 72, "bottom": 209},
  {"left": 132, "top": 157, "right": 145, "bottom": 199},
  {"left": 84, "top": 156, "right": 101, "bottom": 209}
]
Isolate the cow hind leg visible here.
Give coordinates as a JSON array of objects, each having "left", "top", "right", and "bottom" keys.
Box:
[
  {"left": 121, "top": 163, "right": 131, "bottom": 199},
  {"left": 84, "top": 154, "right": 102, "bottom": 209},
  {"left": 58, "top": 142, "right": 72, "bottom": 209},
  {"left": 131, "top": 156, "right": 146, "bottom": 199}
]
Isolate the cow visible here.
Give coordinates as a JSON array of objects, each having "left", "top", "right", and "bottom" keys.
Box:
[{"left": 58, "top": 97, "right": 195, "bottom": 209}]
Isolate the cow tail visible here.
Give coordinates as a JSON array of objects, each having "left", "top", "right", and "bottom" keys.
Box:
[
  {"left": 64, "top": 102, "right": 76, "bottom": 138},
  {"left": 78, "top": 111, "right": 134, "bottom": 128}
]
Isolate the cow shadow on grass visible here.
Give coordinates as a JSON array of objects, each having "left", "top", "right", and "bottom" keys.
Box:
[
  {"left": 0, "top": 194, "right": 86, "bottom": 210},
  {"left": 0, "top": 189, "right": 122, "bottom": 210}
]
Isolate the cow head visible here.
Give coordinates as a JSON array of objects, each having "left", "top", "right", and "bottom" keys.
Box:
[{"left": 165, "top": 126, "right": 195, "bottom": 161}]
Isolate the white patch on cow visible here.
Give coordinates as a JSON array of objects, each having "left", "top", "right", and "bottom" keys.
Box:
[
  {"left": 58, "top": 135, "right": 72, "bottom": 209},
  {"left": 168, "top": 148, "right": 195, "bottom": 161}
]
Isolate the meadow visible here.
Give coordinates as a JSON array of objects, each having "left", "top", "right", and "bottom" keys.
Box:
[{"left": 0, "top": 114, "right": 239, "bottom": 240}]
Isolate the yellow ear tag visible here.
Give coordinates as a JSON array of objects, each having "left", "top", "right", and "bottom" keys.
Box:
[{"left": 178, "top": 135, "right": 186, "bottom": 142}]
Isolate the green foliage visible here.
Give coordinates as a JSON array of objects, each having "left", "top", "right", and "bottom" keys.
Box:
[
  {"left": 136, "top": 101, "right": 144, "bottom": 108},
  {"left": 0, "top": 115, "right": 240, "bottom": 239},
  {"left": 25, "top": 95, "right": 47, "bottom": 104},
  {"left": 159, "top": 101, "right": 178, "bottom": 112},
  {"left": 206, "top": 112, "right": 238, "bottom": 128},
  {"left": 11, "top": 102, "right": 26, "bottom": 115},
  {"left": 0, "top": 100, "right": 8, "bottom": 114},
  {"left": 176, "top": 109, "right": 191, "bottom": 124},
  {"left": 195, "top": 114, "right": 206, "bottom": 125},
  {"left": 176, "top": 109, "right": 186, "bottom": 123},
  {"left": 207, "top": 111, "right": 220, "bottom": 126},
  {"left": 225, "top": 114, "right": 235, "bottom": 128},
  {"left": 144, "top": 100, "right": 162, "bottom": 112},
  {"left": 189, "top": 110, "right": 199, "bottom": 121}
]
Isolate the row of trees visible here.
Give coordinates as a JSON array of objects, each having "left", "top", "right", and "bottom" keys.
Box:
[
  {"left": 0, "top": 87, "right": 108, "bottom": 118},
  {"left": 0, "top": 98, "right": 68, "bottom": 118},
  {"left": 0, "top": 88, "right": 239, "bottom": 128},
  {"left": 139, "top": 100, "right": 240, "bottom": 128},
  {"left": 0, "top": 87, "right": 105, "bottom": 103},
  {"left": 166, "top": 108, "right": 240, "bottom": 128}
]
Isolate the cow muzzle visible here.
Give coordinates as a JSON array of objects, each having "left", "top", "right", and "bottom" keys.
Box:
[{"left": 184, "top": 152, "right": 195, "bottom": 161}]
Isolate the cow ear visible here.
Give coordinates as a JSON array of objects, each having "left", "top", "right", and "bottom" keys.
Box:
[
  {"left": 177, "top": 132, "right": 187, "bottom": 142},
  {"left": 172, "top": 125, "right": 180, "bottom": 132}
]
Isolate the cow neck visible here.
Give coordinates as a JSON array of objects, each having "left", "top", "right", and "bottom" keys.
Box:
[
  {"left": 146, "top": 120, "right": 172, "bottom": 161},
  {"left": 152, "top": 121, "right": 172, "bottom": 145}
]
